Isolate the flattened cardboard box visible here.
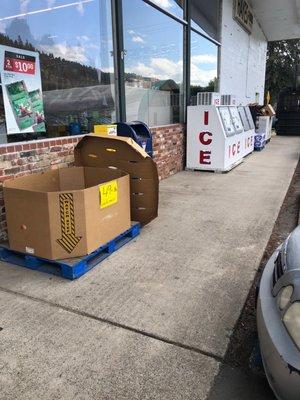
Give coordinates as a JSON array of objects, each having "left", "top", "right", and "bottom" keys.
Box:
[
  {"left": 74, "top": 135, "right": 159, "bottom": 225},
  {"left": 3, "top": 166, "right": 130, "bottom": 260}
]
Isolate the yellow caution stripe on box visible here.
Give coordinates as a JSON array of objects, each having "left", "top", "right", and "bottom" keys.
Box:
[
  {"left": 57, "top": 193, "right": 81, "bottom": 253},
  {"left": 99, "top": 180, "right": 118, "bottom": 209}
]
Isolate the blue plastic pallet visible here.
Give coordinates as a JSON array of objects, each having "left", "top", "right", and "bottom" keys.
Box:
[{"left": 0, "top": 222, "right": 140, "bottom": 280}]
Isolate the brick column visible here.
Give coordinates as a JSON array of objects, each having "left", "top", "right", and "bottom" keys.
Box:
[{"left": 150, "top": 124, "right": 185, "bottom": 180}]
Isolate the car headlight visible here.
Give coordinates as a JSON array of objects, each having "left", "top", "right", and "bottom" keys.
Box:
[
  {"left": 283, "top": 302, "right": 300, "bottom": 350},
  {"left": 278, "top": 285, "right": 293, "bottom": 310}
]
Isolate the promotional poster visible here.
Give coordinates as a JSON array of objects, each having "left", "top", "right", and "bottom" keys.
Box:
[{"left": 0, "top": 44, "right": 45, "bottom": 134}]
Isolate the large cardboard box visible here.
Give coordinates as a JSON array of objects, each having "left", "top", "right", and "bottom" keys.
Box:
[
  {"left": 260, "top": 104, "right": 276, "bottom": 117},
  {"left": 74, "top": 134, "right": 159, "bottom": 225},
  {"left": 3, "top": 166, "right": 130, "bottom": 260}
]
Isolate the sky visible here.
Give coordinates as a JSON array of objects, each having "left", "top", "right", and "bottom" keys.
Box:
[
  {"left": 123, "top": 0, "right": 218, "bottom": 86},
  {"left": 0, "top": 0, "right": 218, "bottom": 86}
]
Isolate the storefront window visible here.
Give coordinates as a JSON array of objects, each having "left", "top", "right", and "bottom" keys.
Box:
[
  {"left": 190, "top": 31, "right": 218, "bottom": 105},
  {"left": 190, "top": 0, "right": 219, "bottom": 42},
  {"left": 0, "top": 0, "right": 114, "bottom": 143},
  {"left": 147, "top": 0, "right": 184, "bottom": 19},
  {"left": 122, "top": 0, "right": 184, "bottom": 126}
]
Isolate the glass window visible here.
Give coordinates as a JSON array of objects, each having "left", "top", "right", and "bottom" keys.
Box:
[
  {"left": 190, "top": 31, "right": 219, "bottom": 105},
  {"left": 0, "top": 0, "right": 114, "bottom": 143},
  {"left": 147, "top": 0, "right": 184, "bottom": 19},
  {"left": 190, "top": 0, "right": 219, "bottom": 41},
  {"left": 122, "top": 0, "right": 184, "bottom": 126}
]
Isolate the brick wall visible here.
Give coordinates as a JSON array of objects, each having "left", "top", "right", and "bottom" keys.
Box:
[
  {"left": 0, "top": 123, "right": 185, "bottom": 241},
  {"left": 151, "top": 124, "right": 185, "bottom": 180},
  {"left": 0, "top": 136, "right": 83, "bottom": 241}
]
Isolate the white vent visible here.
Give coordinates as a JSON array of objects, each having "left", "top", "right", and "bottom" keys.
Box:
[
  {"left": 197, "top": 92, "right": 221, "bottom": 106},
  {"left": 221, "top": 94, "right": 237, "bottom": 106}
]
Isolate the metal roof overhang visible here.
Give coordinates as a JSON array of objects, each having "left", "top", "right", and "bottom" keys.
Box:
[{"left": 252, "top": 0, "right": 300, "bottom": 41}]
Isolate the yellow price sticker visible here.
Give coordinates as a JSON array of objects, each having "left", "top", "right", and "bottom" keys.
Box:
[{"left": 99, "top": 180, "right": 118, "bottom": 209}]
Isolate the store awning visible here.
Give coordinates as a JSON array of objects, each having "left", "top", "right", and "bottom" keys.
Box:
[{"left": 252, "top": 0, "right": 300, "bottom": 41}]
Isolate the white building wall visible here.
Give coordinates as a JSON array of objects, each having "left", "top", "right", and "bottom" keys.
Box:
[{"left": 219, "top": 0, "right": 268, "bottom": 105}]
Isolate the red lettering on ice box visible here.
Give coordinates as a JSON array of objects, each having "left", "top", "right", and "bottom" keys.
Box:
[
  {"left": 245, "top": 136, "right": 253, "bottom": 148},
  {"left": 228, "top": 141, "right": 240, "bottom": 158},
  {"left": 199, "top": 131, "right": 212, "bottom": 145},
  {"left": 199, "top": 150, "right": 211, "bottom": 165},
  {"left": 204, "top": 111, "right": 209, "bottom": 125}
]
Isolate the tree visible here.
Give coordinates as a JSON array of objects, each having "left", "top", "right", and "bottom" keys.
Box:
[
  {"left": 266, "top": 39, "right": 300, "bottom": 104},
  {"left": 190, "top": 78, "right": 218, "bottom": 97}
]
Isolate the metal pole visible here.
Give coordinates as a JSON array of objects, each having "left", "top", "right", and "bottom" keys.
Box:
[
  {"left": 183, "top": 0, "right": 191, "bottom": 123},
  {"left": 111, "top": 0, "right": 126, "bottom": 122}
]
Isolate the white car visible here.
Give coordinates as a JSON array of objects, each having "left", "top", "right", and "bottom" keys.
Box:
[{"left": 257, "top": 226, "right": 300, "bottom": 400}]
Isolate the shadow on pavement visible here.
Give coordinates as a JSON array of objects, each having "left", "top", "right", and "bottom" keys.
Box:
[{"left": 206, "top": 364, "right": 276, "bottom": 400}]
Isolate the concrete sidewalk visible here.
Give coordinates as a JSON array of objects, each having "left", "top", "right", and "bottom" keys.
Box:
[{"left": 0, "top": 136, "right": 299, "bottom": 399}]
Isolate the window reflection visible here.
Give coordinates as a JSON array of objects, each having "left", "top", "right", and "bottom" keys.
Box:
[
  {"left": 0, "top": 0, "right": 114, "bottom": 142},
  {"left": 190, "top": 0, "right": 219, "bottom": 41},
  {"left": 190, "top": 31, "right": 218, "bottom": 105},
  {"left": 123, "top": 0, "right": 183, "bottom": 126},
  {"left": 147, "top": 0, "right": 184, "bottom": 19}
]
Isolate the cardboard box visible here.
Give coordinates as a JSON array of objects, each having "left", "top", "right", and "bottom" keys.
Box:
[
  {"left": 4, "top": 166, "right": 130, "bottom": 260},
  {"left": 255, "top": 116, "right": 270, "bottom": 133},
  {"left": 94, "top": 124, "right": 117, "bottom": 136},
  {"left": 260, "top": 104, "right": 276, "bottom": 117},
  {"left": 74, "top": 134, "right": 159, "bottom": 225}
]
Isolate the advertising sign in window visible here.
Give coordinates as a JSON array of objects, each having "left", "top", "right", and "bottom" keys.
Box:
[{"left": 0, "top": 45, "right": 45, "bottom": 134}]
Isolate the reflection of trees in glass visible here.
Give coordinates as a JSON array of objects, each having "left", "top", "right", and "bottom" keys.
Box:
[
  {"left": 0, "top": 31, "right": 112, "bottom": 91},
  {"left": 190, "top": 77, "right": 217, "bottom": 96},
  {"left": 189, "top": 78, "right": 217, "bottom": 106},
  {"left": 0, "top": 19, "right": 115, "bottom": 137}
]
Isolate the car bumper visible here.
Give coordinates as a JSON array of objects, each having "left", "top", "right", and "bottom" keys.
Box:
[{"left": 257, "top": 250, "right": 300, "bottom": 400}]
